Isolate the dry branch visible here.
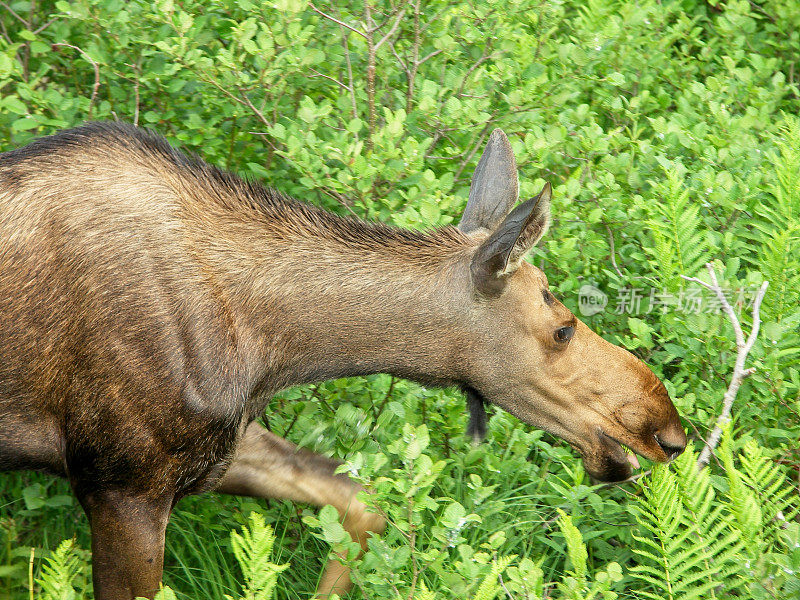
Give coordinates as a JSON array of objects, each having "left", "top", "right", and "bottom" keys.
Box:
[
  {"left": 682, "top": 263, "right": 769, "bottom": 468},
  {"left": 308, "top": 2, "right": 367, "bottom": 39},
  {"left": 52, "top": 43, "right": 101, "bottom": 118}
]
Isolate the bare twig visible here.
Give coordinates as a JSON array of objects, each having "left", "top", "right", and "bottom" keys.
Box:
[
  {"left": 236, "top": 87, "right": 272, "bottom": 128},
  {"left": 0, "top": 17, "right": 12, "bottom": 44},
  {"left": 32, "top": 17, "right": 56, "bottom": 35},
  {"left": 455, "top": 49, "right": 496, "bottom": 97},
  {"left": 309, "top": 67, "right": 351, "bottom": 93},
  {"left": 0, "top": 1, "right": 26, "bottom": 25},
  {"left": 23, "top": 0, "right": 36, "bottom": 80},
  {"left": 52, "top": 43, "right": 101, "bottom": 118},
  {"left": 340, "top": 26, "right": 358, "bottom": 120},
  {"left": 361, "top": 3, "right": 406, "bottom": 150},
  {"left": 374, "top": 6, "right": 406, "bottom": 51},
  {"left": 387, "top": 0, "right": 444, "bottom": 115},
  {"left": 187, "top": 65, "right": 272, "bottom": 130},
  {"left": 123, "top": 61, "right": 142, "bottom": 127},
  {"left": 364, "top": 3, "right": 377, "bottom": 150},
  {"left": 598, "top": 468, "right": 652, "bottom": 489},
  {"left": 308, "top": 2, "right": 367, "bottom": 39},
  {"left": 28, "top": 546, "right": 34, "bottom": 600},
  {"left": 604, "top": 223, "right": 624, "bottom": 277},
  {"left": 451, "top": 123, "right": 493, "bottom": 181},
  {"left": 682, "top": 263, "right": 769, "bottom": 468},
  {"left": 418, "top": 47, "right": 443, "bottom": 65}
]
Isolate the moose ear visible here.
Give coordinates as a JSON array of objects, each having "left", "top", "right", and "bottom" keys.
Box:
[
  {"left": 470, "top": 183, "right": 552, "bottom": 296},
  {"left": 458, "top": 129, "right": 519, "bottom": 234}
]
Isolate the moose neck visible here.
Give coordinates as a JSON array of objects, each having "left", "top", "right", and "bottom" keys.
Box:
[{"left": 195, "top": 198, "right": 474, "bottom": 396}]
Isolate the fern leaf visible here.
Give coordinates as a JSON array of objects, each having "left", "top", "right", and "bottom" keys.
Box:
[
  {"left": 644, "top": 167, "right": 710, "bottom": 283},
  {"left": 738, "top": 438, "right": 799, "bottom": 546},
  {"left": 472, "top": 555, "right": 515, "bottom": 600},
  {"left": 630, "top": 453, "right": 746, "bottom": 600},
  {"left": 414, "top": 581, "right": 437, "bottom": 600},
  {"left": 230, "top": 512, "right": 289, "bottom": 600},
  {"left": 556, "top": 509, "right": 588, "bottom": 582},
  {"left": 37, "top": 539, "right": 86, "bottom": 600}
]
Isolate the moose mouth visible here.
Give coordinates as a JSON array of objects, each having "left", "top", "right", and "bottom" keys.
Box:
[
  {"left": 586, "top": 429, "right": 673, "bottom": 482},
  {"left": 578, "top": 430, "right": 635, "bottom": 482},
  {"left": 578, "top": 428, "right": 667, "bottom": 482}
]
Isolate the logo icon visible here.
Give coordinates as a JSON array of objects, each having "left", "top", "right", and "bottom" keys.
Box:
[{"left": 578, "top": 284, "right": 607, "bottom": 316}]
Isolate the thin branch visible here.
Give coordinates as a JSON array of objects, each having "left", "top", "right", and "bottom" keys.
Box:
[
  {"left": 309, "top": 67, "right": 350, "bottom": 93},
  {"left": 418, "top": 6, "right": 449, "bottom": 35},
  {"left": 604, "top": 223, "right": 624, "bottom": 277},
  {"left": 308, "top": 3, "right": 367, "bottom": 39},
  {"left": 0, "top": 1, "right": 26, "bottom": 25},
  {"left": 598, "top": 468, "right": 652, "bottom": 489},
  {"left": 0, "top": 17, "right": 12, "bottom": 44},
  {"left": 682, "top": 263, "right": 769, "bottom": 468},
  {"left": 451, "top": 122, "right": 493, "bottom": 181},
  {"left": 31, "top": 17, "right": 56, "bottom": 35},
  {"left": 374, "top": 7, "right": 406, "bottom": 51},
  {"left": 133, "top": 76, "right": 140, "bottom": 126},
  {"left": 52, "top": 43, "right": 100, "bottom": 118},
  {"left": 364, "top": 2, "right": 376, "bottom": 150},
  {"left": 191, "top": 67, "right": 272, "bottom": 130},
  {"left": 235, "top": 86, "right": 272, "bottom": 128},
  {"left": 28, "top": 546, "right": 34, "bottom": 600},
  {"left": 389, "top": 42, "right": 410, "bottom": 76},
  {"left": 22, "top": 0, "right": 35, "bottom": 80},
  {"left": 455, "top": 49, "right": 496, "bottom": 97},
  {"left": 123, "top": 61, "right": 142, "bottom": 127},
  {"left": 418, "top": 47, "right": 443, "bottom": 65},
  {"left": 340, "top": 25, "right": 358, "bottom": 121}
]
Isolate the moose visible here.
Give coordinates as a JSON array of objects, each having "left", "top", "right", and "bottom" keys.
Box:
[{"left": 0, "top": 123, "right": 686, "bottom": 599}]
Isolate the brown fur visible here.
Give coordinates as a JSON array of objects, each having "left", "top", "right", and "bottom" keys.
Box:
[{"left": 0, "top": 123, "right": 684, "bottom": 599}]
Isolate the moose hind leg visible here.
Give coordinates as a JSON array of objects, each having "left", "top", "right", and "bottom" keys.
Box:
[
  {"left": 79, "top": 489, "right": 173, "bottom": 600},
  {"left": 216, "top": 422, "right": 385, "bottom": 598}
]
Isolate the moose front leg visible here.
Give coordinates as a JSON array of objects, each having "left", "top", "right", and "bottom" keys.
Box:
[
  {"left": 78, "top": 489, "right": 173, "bottom": 600},
  {"left": 216, "top": 422, "right": 385, "bottom": 598}
]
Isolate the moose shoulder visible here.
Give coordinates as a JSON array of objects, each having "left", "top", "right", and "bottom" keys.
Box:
[{"left": 0, "top": 123, "right": 685, "bottom": 600}]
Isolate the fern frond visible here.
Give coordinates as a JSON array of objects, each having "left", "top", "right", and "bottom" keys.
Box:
[
  {"left": 230, "top": 512, "right": 289, "bottom": 600},
  {"left": 738, "top": 438, "right": 799, "bottom": 543},
  {"left": 644, "top": 167, "right": 710, "bottom": 283},
  {"left": 772, "top": 116, "right": 800, "bottom": 217},
  {"left": 719, "top": 431, "right": 765, "bottom": 554},
  {"left": 756, "top": 223, "right": 800, "bottom": 322},
  {"left": 630, "top": 451, "right": 747, "bottom": 600},
  {"left": 413, "top": 581, "right": 437, "bottom": 600},
  {"left": 556, "top": 509, "right": 588, "bottom": 581},
  {"left": 754, "top": 116, "right": 800, "bottom": 322},
  {"left": 472, "top": 555, "right": 515, "bottom": 600},
  {"left": 36, "top": 539, "right": 86, "bottom": 600}
]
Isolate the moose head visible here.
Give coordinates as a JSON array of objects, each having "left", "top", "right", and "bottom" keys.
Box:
[{"left": 457, "top": 129, "right": 685, "bottom": 481}]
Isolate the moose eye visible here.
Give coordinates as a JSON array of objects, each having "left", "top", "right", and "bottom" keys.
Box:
[{"left": 554, "top": 325, "right": 574, "bottom": 344}]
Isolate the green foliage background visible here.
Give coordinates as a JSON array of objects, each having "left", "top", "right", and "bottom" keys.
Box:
[{"left": 1, "top": 0, "right": 799, "bottom": 598}]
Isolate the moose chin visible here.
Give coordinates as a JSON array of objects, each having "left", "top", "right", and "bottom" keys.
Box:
[{"left": 0, "top": 123, "right": 685, "bottom": 599}]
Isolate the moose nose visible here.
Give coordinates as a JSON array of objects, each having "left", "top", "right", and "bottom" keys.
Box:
[{"left": 654, "top": 426, "right": 687, "bottom": 460}]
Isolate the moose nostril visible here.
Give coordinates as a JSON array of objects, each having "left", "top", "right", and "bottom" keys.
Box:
[{"left": 654, "top": 434, "right": 686, "bottom": 460}]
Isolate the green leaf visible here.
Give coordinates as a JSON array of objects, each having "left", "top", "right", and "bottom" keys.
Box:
[{"left": 607, "top": 72, "right": 626, "bottom": 86}]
